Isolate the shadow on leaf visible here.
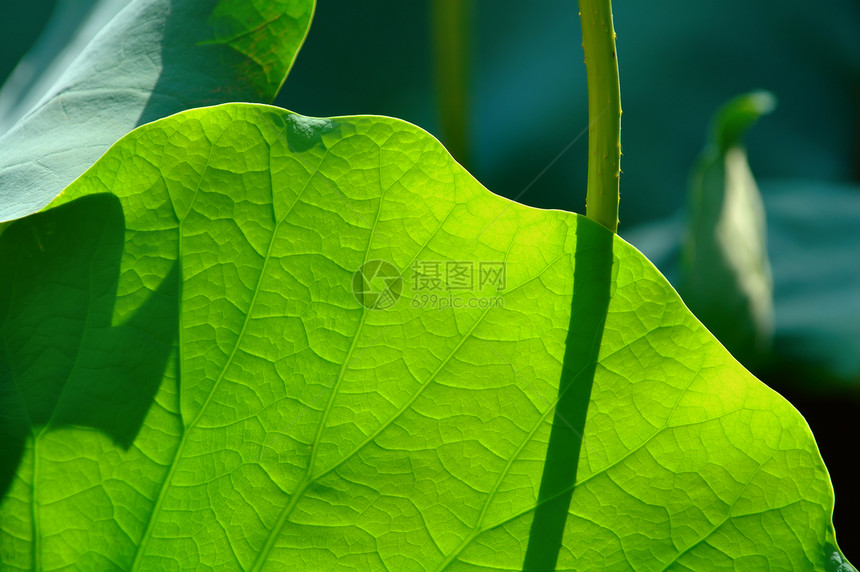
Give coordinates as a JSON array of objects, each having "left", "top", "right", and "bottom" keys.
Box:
[
  {"left": 0, "top": 194, "right": 177, "bottom": 501},
  {"left": 523, "top": 218, "right": 614, "bottom": 571}
]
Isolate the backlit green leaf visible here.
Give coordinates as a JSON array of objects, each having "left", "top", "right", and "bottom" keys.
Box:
[{"left": 0, "top": 104, "right": 851, "bottom": 570}]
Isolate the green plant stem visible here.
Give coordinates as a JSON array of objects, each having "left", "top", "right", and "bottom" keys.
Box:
[
  {"left": 579, "top": 0, "right": 621, "bottom": 232},
  {"left": 432, "top": 0, "right": 470, "bottom": 168}
]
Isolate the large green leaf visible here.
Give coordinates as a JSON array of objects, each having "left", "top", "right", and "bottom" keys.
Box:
[
  {"left": 0, "top": 0, "right": 315, "bottom": 223},
  {"left": 0, "top": 104, "right": 851, "bottom": 570}
]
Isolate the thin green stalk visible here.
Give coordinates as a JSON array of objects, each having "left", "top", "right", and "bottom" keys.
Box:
[
  {"left": 579, "top": 0, "right": 621, "bottom": 232},
  {"left": 432, "top": 0, "right": 471, "bottom": 168}
]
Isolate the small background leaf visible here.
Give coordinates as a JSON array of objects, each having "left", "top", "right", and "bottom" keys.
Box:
[{"left": 680, "top": 91, "right": 775, "bottom": 365}]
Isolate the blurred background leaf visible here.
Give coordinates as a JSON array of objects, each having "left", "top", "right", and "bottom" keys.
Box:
[{"left": 679, "top": 91, "right": 775, "bottom": 367}]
